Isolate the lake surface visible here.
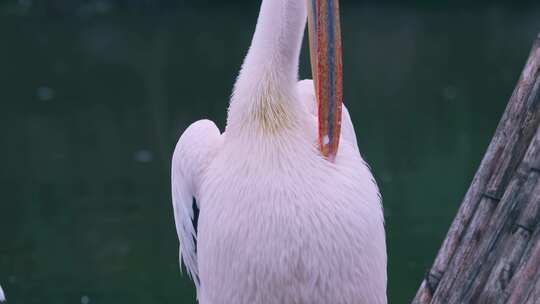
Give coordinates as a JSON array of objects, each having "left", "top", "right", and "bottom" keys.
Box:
[{"left": 1, "top": 4, "right": 540, "bottom": 303}]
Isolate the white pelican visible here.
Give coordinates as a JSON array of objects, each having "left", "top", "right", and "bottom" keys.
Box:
[{"left": 171, "top": 0, "right": 387, "bottom": 303}]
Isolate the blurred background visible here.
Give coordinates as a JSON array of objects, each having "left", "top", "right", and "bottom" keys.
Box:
[{"left": 1, "top": 0, "right": 539, "bottom": 303}]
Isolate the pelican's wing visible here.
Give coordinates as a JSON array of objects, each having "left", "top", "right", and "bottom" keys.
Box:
[
  {"left": 297, "top": 79, "right": 359, "bottom": 151},
  {"left": 171, "top": 119, "right": 222, "bottom": 289}
]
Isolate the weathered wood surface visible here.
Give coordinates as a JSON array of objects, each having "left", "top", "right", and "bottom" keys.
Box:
[{"left": 412, "top": 33, "right": 540, "bottom": 304}]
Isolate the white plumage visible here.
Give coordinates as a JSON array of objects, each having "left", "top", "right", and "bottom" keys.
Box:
[
  {"left": 0, "top": 283, "right": 5, "bottom": 302},
  {"left": 171, "top": 0, "right": 387, "bottom": 303}
]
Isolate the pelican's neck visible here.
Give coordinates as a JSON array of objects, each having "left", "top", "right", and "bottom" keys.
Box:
[{"left": 227, "top": 0, "right": 308, "bottom": 135}]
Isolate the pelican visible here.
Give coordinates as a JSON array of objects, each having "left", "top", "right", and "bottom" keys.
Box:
[{"left": 171, "top": 0, "right": 387, "bottom": 303}]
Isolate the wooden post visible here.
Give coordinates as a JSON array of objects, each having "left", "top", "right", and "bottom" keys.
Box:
[{"left": 412, "top": 33, "right": 540, "bottom": 304}]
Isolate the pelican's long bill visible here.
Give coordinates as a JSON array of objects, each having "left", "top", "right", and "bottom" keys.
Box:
[{"left": 307, "top": 0, "right": 343, "bottom": 161}]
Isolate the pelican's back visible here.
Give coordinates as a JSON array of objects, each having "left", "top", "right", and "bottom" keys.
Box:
[{"left": 196, "top": 122, "right": 387, "bottom": 304}]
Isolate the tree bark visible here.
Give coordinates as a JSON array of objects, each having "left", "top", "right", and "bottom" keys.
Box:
[{"left": 412, "top": 33, "right": 540, "bottom": 304}]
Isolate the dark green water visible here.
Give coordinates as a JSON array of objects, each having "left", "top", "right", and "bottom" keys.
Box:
[{"left": 1, "top": 5, "right": 539, "bottom": 304}]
